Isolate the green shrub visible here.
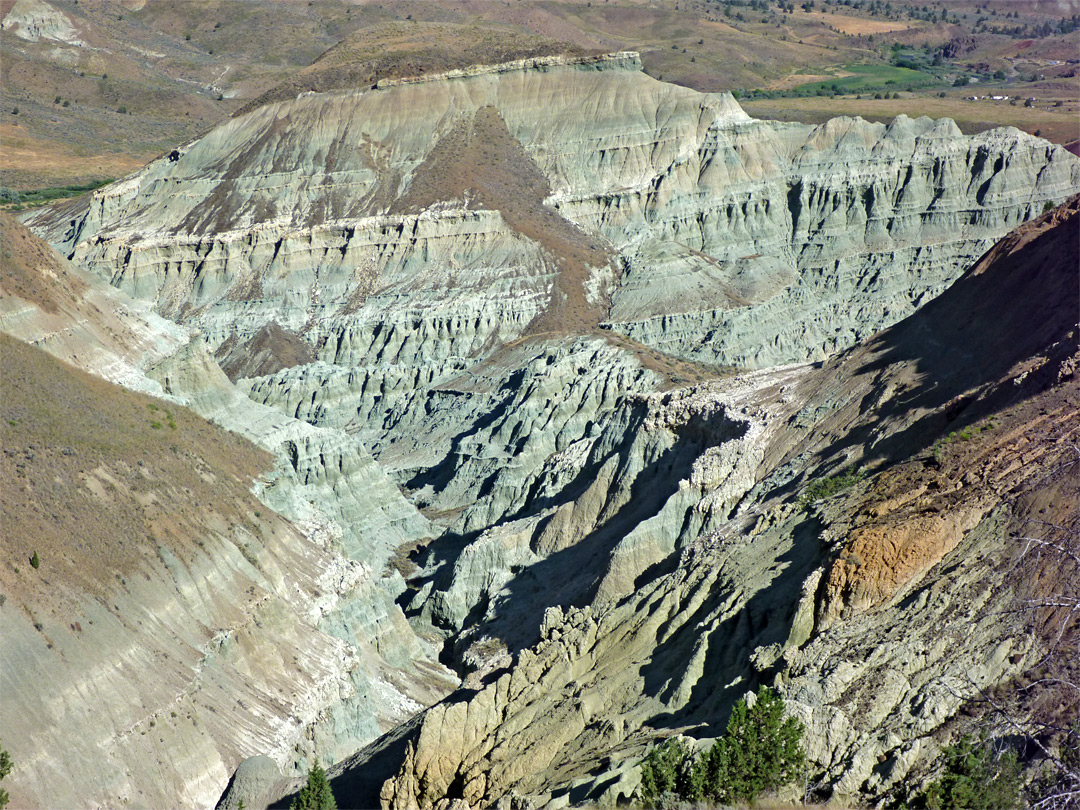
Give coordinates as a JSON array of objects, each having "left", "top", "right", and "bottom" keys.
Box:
[
  {"left": 0, "top": 740, "right": 10, "bottom": 809},
  {"left": 637, "top": 688, "right": 805, "bottom": 806},
  {"left": 931, "top": 441, "right": 946, "bottom": 464},
  {"left": 923, "top": 735, "right": 1022, "bottom": 810},
  {"left": 638, "top": 737, "right": 695, "bottom": 804},
  {"left": 6, "top": 179, "right": 111, "bottom": 205},
  {"left": 29, "top": 551, "right": 40, "bottom": 569},
  {"left": 291, "top": 762, "right": 336, "bottom": 810},
  {"left": 799, "top": 467, "right": 864, "bottom": 509}
]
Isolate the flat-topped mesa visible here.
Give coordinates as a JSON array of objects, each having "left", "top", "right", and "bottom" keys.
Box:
[
  {"left": 25, "top": 55, "right": 1080, "bottom": 387},
  {"left": 372, "top": 50, "right": 643, "bottom": 89}
]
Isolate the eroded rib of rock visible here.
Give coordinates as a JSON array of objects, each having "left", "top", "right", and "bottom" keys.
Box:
[
  {"left": 29, "top": 53, "right": 1078, "bottom": 375},
  {"left": 25, "top": 52, "right": 1079, "bottom": 549},
  {"left": 13, "top": 48, "right": 1080, "bottom": 810}
]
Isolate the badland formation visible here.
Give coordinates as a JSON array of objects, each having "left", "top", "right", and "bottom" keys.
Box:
[{"left": 1, "top": 2, "right": 1078, "bottom": 808}]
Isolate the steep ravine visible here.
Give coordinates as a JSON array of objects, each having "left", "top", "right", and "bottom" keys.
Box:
[
  {"left": 368, "top": 198, "right": 1080, "bottom": 810},
  {"left": 24, "top": 54, "right": 1077, "bottom": 536},
  {"left": 0, "top": 218, "right": 458, "bottom": 809}
]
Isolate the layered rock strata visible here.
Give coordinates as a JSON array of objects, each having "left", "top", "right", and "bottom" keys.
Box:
[
  {"left": 26, "top": 52, "right": 1079, "bottom": 486},
  {"left": 11, "top": 48, "right": 1080, "bottom": 810},
  {"left": 29, "top": 54, "right": 1080, "bottom": 371},
  {"left": 373, "top": 200, "right": 1080, "bottom": 809},
  {"left": 0, "top": 218, "right": 457, "bottom": 809}
]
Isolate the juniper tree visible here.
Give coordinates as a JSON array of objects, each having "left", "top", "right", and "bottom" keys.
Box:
[
  {"left": 0, "top": 741, "right": 11, "bottom": 809},
  {"left": 694, "top": 686, "right": 806, "bottom": 804},
  {"left": 291, "top": 762, "right": 336, "bottom": 810},
  {"left": 924, "top": 734, "right": 1022, "bottom": 809}
]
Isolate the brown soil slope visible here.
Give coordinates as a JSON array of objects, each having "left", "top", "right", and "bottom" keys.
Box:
[
  {"left": 0, "top": 331, "right": 371, "bottom": 809},
  {"left": 0, "top": 332, "right": 273, "bottom": 602},
  {"left": 783, "top": 194, "right": 1080, "bottom": 476},
  {"left": 235, "top": 22, "right": 599, "bottom": 117},
  {"left": 0, "top": 212, "right": 186, "bottom": 376},
  {"left": 0, "top": 210, "right": 86, "bottom": 313},
  {"left": 214, "top": 321, "right": 314, "bottom": 382},
  {"left": 780, "top": 195, "right": 1080, "bottom": 669}
]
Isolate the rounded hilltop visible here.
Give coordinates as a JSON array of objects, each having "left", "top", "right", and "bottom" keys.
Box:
[{"left": 235, "top": 21, "right": 606, "bottom": 116}]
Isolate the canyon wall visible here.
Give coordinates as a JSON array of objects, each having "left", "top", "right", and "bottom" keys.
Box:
[{"left": 10, "top": 51, "right": 1080, "bottom": 808}]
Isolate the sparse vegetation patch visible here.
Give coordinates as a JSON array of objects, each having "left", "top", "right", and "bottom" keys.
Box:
[
  {"left": 799, "top": 467, "right": 865, "bottom": 509},
  {"left": 790, "top": 63, "right": 940, "bottom": 96},
  {"left": 919, "top": 734, "right": 1022, "bottom": 809},
  {"left": 0, "top": 179, "right": 113, "bottom": 211}
]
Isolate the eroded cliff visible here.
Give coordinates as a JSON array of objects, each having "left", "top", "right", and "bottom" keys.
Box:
[
  {"left": 7, "top": 48, "right": 1080, "bottom": 810},
  {"left": 374, "top": 197, "right": 1080, "bottom": 810},
  {"left": 0, "top": 219, "right": 457, "bottom": 809}
]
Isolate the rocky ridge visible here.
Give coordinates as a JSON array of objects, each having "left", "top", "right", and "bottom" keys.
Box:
[
  {"left": 374, "top": 197, "right": 1080, "bottom": 810},
  {"left": 24, "top": 51, "right": 1079, "bottom": 513}
]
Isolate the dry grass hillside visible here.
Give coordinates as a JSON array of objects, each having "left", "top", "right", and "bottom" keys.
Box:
[
  {"left": 1, "top": 212, "right": 274, "bottom": 590},
  {"left": 0, "top": 326, "right": 386, "bottom": 809},
  {"left": 234, "top": 22, "right": 601, "bottom": 116},
  {"left": 0, "top": 210, "right": 86, "bottom": 311},
  {"left": 767, "top": 195, "right": 1080, "bottom": 662},
  {"left": 0, "top": 333, "right": 275, "bottom": 605},
  {"left": 3, "top": 0, "right": 1076, "bottom": 192},
  {"left": 1, "top": 0, "right": 377, "bottom": 189}
]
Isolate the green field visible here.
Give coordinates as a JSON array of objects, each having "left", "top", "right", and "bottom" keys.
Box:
[
  {"left": 0, "top": 179, "right": 113, "bottom": 211},
  {"left": 792, "top": 63, "right": 941, "bottom": 94}
]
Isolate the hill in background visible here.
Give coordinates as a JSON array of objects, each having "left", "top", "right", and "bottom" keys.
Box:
[{"left": 2, "top": 0, "right": 1076, "bottom": 195}]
